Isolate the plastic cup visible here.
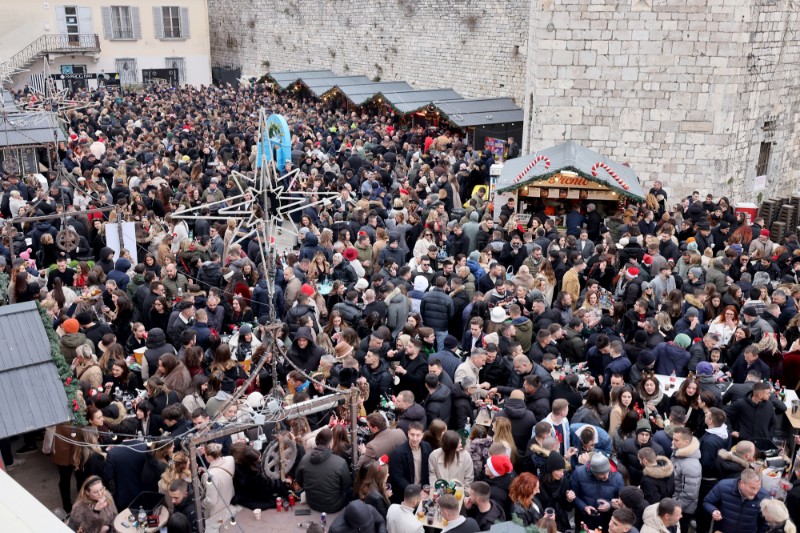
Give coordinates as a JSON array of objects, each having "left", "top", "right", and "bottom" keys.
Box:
[
  {"left": 133, "top": 348, "right": 145, "bottom": 364},
  {"left": 253, "top": 509, "right": 262, "bottom": 520}
]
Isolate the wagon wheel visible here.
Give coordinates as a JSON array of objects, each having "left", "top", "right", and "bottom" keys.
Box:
[
  {"left": 56, "top": 228, "right": 79, "bottom": 252},
  {"left": 261, "top": 433, "right": 297, "bottom": 480}
]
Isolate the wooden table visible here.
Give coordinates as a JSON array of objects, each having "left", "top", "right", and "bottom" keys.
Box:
[{"left": 114, "top": 507, "right": 169, "bottom": 532}]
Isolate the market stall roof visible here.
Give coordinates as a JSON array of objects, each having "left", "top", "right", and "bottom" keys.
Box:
[
  {"left": 267, "top": 70, "right": 522, "bottom": 127},
  {"left": 302, "top": 75, "right": 373, "bottom": 97},
  {"left": 0, "top": 301, "right": 71, "bottom": 439},
  {"left": 383, "top": 89, "right": 464, "bottom": 113},
  {"left": 269, "top": 70, "right": 333, "bottom": 90},
  {"left": 331, "top": 81, "right": 414, "bottom": 105},
  {"left": 434, "top": 98, "right": 523, "bottom": 128},
  {"left": 0, "top": 109, "right": 66, "bottom": 147},
  {"left": 0, "top": 470, "right": 72, "bottom": 532},
  {"left": 495, "top": 141, "right": 645, "bottom": 201}
]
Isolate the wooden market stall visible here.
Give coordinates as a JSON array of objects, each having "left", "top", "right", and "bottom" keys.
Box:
[{"left": 493, "top": 141, "right": 646, "bottom": 224}]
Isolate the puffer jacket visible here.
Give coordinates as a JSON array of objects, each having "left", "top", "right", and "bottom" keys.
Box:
[
  {"left": 653, "top": 342, "right": 691, "bottom": 376},
  {"left": 570, "top": 463, "right": 625, "bottom": 530},
  {"left": 333, "top": 300, "right": 362, "bottom": 327},
  {"left": 331, "top": 260, "right": 358, "bottom": 287},
  {"left": 285, "top": 303, "right": 319, "bottom": 337},
  {"left": 496, "top": 397, "right": 536, "bottom": 454},
  {"left": 296, "top": 445, "right": 352, "bottom": 513},
  {"left": 640, "top": 502, "right": 672, "bottom": 533},
  {"left": 419, "top": 287, "right": 454, "bottom": 331},
  {"left": 385, "top": 288, "right": 410, "bottom": 338},
  {"left": 672, "top": 436, "right": 702, "bottom": 513},
  {"left": 559, "top": 328, "right": 586, "bottom": 362},
  {"left": 423, "top": 384, "right": 452, "bottom": 426},
  {"left": 107, "top": 257, "right": 132, "bottom": 291},
  {"left": 299, "top": 233, "right": 328, "bottom": 263},
  {"left": 703, "top": 477, "right": 769, "bottom": 533},
  {"left": 142, "top": 328, "right": 175, "bottom": 380},
  {"left": 640, "top": 456, "right": 675, "bottom": 505}
]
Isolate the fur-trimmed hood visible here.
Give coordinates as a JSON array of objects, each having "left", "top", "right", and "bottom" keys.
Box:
[
  {"left": 717, "top": 448, "right": 751, "bottom": 469},
  {"left": 684, "top": 293, "right": 704, "bottom": 309},
  {"left": 643, "top": 456, "right": 674, "bottom": 479},
  {"left": 673, "top": 436, "right": 701, "bottom": 459}
]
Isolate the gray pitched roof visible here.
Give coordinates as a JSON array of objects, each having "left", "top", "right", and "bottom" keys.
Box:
[
  {"left": 267, "top": 70, "right": 522, "bottom": 127},
  {"left": 0, "top": 302, "right": 71, "bottom": 439}
]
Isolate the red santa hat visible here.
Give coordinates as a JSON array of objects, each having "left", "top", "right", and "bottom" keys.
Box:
[{"left": 486, "top": 455, "right": 513, "bottom": 477}]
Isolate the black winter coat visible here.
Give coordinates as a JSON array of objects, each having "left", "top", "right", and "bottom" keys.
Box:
[
  {"left": 388, "top": 441, "right": 431, "bottom": 503},
  {"left": 640, "top": 457, "right": 675, "bottom": 505},
  {"left": 232, "top": 464, "right": 284, "bottom": 510},
  {"left": 496, "top": 397, "right": 537, "bottom": 455},
  {"left": 423, "top": 384, "right": 452, "bottom": 426},
  {"left": 450, "top": 382, "right": 474, "bottom": 431},
  {"left": 362, "top": 361, "right": 393, "bottom": 413},
  {"left": 419, "top": 287, "right": 454, "bottom": 331}
]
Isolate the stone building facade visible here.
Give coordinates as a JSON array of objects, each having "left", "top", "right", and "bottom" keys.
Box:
[{"left": 210, "top": 0, "right": 800, "bottom": 200}]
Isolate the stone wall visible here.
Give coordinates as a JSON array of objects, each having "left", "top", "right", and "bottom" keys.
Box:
[
  {"left": 208, "top": 0, "right": 529, "bottom": 101},
  {"left": 523, "top": 0, "right": 800, "bottom": 201},
  {"left": 209, "top": 0, "right": 800, "bottom": 201}
]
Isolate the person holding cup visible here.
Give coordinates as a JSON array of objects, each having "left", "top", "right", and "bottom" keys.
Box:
[{"left": 570, "top": 452, "right": 624, "bottom": 530}]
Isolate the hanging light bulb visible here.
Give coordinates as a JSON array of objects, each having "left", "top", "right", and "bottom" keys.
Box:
[
  {"left": 206, "top": 475, "right": 213, "bottom": 485},
  {"left": 70, "top": 431, "right": 77, "bottom": 438},
  {"left": 229, "top": 515, "right": 237, "bottom": 526},
  {"left": 111, "top": 434, "right": 118, "bottom": 441}
]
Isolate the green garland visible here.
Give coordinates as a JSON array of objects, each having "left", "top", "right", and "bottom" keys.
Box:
[
  {"left": 495, "top": 165, "right": 644, "bottom": 202},
  {"left": 37, "top": 302, "right": 86, "bottom": 427}
]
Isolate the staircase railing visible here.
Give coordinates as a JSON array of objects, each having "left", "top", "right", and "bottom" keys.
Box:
[{"left": 7, "top": 34, "right": 100, "bottom": 72}]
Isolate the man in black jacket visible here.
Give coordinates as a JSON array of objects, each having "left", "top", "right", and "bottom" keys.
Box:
[
  {"left": 389, "top": 423, "right": 431, "bottom": 503},
  {"left": 168, "top": 479, "right": 199, "bottom": 533},
  {"left": 362, "top": 350, "right": 393, "bottom": 413},
  {"left": 423, "top": 373, "right": 452, "bottom": 426},
  {"left": 727, "top": 381, "right": 776, "bottom": 444},
  {"left": 295, "top": 428, "right": 352, "bottom": 513}
]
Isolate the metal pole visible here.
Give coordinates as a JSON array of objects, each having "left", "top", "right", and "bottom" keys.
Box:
[
  {"left": 189, "top": 439, "right": 205, "bottom": 533},
  {"left": 350, "top": 386, "right": 359, "bottom": 465}
]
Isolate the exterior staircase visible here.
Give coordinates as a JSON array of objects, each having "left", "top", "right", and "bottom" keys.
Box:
[{"left": 5, "top": 34, "right": 100, "bottom": 73}]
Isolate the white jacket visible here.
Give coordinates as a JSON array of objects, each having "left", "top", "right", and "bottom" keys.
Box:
[{"left": 202, "top": 456, "right": 235, "bottom": 531}]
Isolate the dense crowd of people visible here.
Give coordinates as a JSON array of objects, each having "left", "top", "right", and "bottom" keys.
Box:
[{"left": 1, "top": 80, "right": 800, "bottom": 533}]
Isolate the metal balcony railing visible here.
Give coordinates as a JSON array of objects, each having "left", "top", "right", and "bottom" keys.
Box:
[{"left": 7, "top": 34, "right": 100, "bottom": 72}]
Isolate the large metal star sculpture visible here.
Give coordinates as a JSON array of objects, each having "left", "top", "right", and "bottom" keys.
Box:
[
  {"left": 172, "top": 109, "right": 337, "bottom": 250},
  {"left": 21, "top": 61, "right": 98, "bottom": 123}
]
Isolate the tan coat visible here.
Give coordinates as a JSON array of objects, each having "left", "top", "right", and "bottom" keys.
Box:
[
  {"left": 75, "top": 360, "right": 103, "bottom": 389},
  {"left": 202, "top": 456, "right": 235, "bottom": 532},
  {"left": 358, "top": 427, "right": 407, "bottom": 467},
  {"left": 428, "top": 449, "right": 474, "bottom": 486}
]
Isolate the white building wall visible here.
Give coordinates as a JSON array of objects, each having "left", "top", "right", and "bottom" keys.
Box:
[{"left": 2, "top": 0, "right": 212, "bottom": 89}]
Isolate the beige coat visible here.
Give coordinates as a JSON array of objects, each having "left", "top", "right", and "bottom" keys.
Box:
[
  {"left": 428, "top": 449, "right": 474, "bottom": 487},
  {"left": 202, "top": 456, "right": 235, "bottom": 532}
]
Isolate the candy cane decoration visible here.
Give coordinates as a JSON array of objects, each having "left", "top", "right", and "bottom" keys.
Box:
[
  {"left": 591, "top": 162, "right": 630, "bottom": 191},
  {"left": 513, "top": 155, "right": 551, "bottom": 184}
]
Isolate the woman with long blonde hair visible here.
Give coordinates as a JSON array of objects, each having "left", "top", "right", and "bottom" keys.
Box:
[{"left": 492, "top": 416, "right": 518, "bottom": 463}]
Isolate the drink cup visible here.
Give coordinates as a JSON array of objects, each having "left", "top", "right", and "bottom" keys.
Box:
[{"left": 253, "top": 509, "right": 262, "bottom": 520}]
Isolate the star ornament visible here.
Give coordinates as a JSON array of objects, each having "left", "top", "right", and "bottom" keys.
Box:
[{"left": 0, "top": 60, "right": 26, "bottom": 88}]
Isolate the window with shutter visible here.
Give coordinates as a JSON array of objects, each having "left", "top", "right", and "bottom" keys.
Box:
[
  {"left": 110, "top": 6, "right": 133, "bottom": 39},
  {"left": 161, "top": 6, "right": 181, "bottom": 38}
]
